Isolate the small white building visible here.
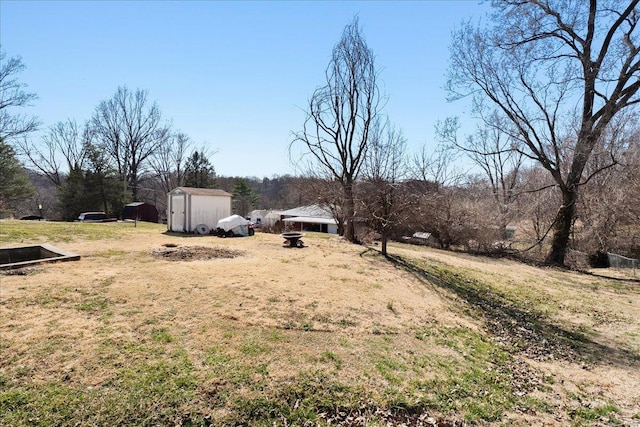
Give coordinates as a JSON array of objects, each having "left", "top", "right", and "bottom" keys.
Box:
[
  {"left": 280, "top": 204, "right": 339, "bottom": 234},
  {"left": 167, "top": 187, "right": 232, "bottom": 233}
]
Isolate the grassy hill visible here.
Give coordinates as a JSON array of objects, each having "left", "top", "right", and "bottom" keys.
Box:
[{"left": 1, "top": 220, "right": 638, "bottom": 426}]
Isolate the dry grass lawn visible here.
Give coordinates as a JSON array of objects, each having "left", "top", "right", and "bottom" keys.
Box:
[{"left": 1, "top": 220, "right": 639, "bottom": 426}]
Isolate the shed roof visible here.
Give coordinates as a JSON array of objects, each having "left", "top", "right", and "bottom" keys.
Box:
[{"left": 169, "top": 187, "right": 232, "bottom": 197}]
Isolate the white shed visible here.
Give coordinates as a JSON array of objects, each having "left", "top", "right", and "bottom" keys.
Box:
[{"left": 167, "top": 187, "right": 232, "bottom": 233}]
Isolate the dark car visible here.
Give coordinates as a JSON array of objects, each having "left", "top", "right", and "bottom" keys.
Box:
[
  {"left": 77, "top": 212, "right": 116, "bottom": 222},
  {"left": 20, "top": 215, "right": 44, "bottom": 221}
]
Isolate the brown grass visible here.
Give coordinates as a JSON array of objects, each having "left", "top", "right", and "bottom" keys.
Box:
[{"left": 1, "top": 221, "right": 639, "bottom": 426}]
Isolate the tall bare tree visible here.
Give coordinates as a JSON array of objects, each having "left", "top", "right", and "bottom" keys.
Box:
[
  {"left": 447, "top": 0, "right": 640, "bottom": 265},
  {"left": 91, "top": 86, "right": 170, "bottom": 201},
  {"left": 292, "top": 17, "right": 384, "bottom": 242},
  {"left": 18, "top": 119, "right": 89, "bottom": 186},
  {"left": 437, "top": 113, "right": 524, "bottom": 238},
  {"left": 0, "top": 48, "right": 39, "bottom": 144},
  {"left": 360, "top": 119, "right": 410, "bottom": 255},
  {"left": 575, "top": 113, "right": 640, "bottom": 253},
  {"left": 148, "top": 131, "right": 192, "bottom": 194}
]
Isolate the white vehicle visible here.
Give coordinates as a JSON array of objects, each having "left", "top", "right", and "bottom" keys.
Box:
[{"left": 215, "top": 215, "right": 255, "bottom": 237}]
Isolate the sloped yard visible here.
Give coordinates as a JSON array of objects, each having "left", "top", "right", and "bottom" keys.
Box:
[{"left": 1, "top": 220, "right": 638, "bottom": 426}]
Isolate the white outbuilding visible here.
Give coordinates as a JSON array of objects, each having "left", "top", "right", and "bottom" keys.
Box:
[
  {"left": 167, "top": 187, "right": 232, "bottom": 233},
  {"left": 280, "top": 204, "right": 339, "bottom": 234}
]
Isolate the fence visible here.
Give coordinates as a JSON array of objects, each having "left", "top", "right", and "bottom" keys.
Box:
[{"left": 607, "top": 252, "right": 638, "bottom": 277}]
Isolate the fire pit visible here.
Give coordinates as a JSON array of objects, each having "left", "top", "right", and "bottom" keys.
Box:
[{"left": 280, "top": 232, "right": 305, "bottom": 248}]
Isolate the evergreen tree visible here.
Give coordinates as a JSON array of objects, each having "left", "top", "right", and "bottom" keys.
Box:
[
  {"left": 184, "top": 150, "right": 216, "bottom": 188},
  {"left": 0, "top": 139, "right": 34, "bottom": 217},
  {"left": 57, "top": 144, "right": 127, "bottom": 221},
  {"left": 232, "top": 178, "right": 257, "bottom": 217},
  {"left": 85, "top": 143, "right": 128, "bottom": 216},
  {"left": 57, "top": 165, "right": 85, "bottom": 221}
]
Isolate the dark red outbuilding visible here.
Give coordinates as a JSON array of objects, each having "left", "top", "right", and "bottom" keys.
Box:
[{"left": 121, "top": 202, "right": 159, "bottom": 223}]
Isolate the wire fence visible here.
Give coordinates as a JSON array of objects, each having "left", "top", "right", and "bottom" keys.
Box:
[{"left": 608, "top": 252, "right": 638, "bottom": 277}]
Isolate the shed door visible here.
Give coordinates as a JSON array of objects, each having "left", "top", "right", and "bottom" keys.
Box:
[{"left": 172, "top": 195, "right": 185, "bottom": 232}]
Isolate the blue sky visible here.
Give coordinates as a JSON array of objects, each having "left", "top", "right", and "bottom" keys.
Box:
[{"left": 1, "top": 1, "right": 487, "bottom": 178}]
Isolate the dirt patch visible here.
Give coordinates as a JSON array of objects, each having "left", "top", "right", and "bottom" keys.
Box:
[
  {"left": 0, "top": 266, "right": 42, "bottom": 276},
  {"left": 151, "top": 245, "right": 244, "bottom": 261}
]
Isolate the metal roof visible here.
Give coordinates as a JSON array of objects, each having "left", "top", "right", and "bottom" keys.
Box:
[
  {"left": 412, "top": 232, "right": 432, "bottom": 240},
  {"left": 279, "top": 204, "right": 333, "bottom": 218},
  {"left": 169, "top": 187, "right": 232, "bottom": 197}
]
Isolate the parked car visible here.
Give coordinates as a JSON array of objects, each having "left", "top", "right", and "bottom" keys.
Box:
[
  {"left": 76, "top": 212, "right": 117, "bottom": 222},
  {"left": 20, "top": 215, "right": 44, "bottom": 221}
]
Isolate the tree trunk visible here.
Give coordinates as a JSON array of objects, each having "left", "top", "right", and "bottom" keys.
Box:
[
  {"left": 344, "top": 181, "right": 356, "bottom": 242},
  {"left": 546, "top": 188, "right": 577, "bottom": 266},
  {"left": 381, "top": 232, "right": 388, "bottom": 256},
  {"left": 547, "top": 129, "right": 597, "bottom": 266},
  {"left": 130, "top": 171, "right": 138, "bottom": 201}
]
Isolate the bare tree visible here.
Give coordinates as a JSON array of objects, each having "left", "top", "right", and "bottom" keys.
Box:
[
  {"left": 0, "top": 48, "right": 39, "bottom": 144},
  {"left": 291, "top": 17, "right": 384, "bottom": 242},
  {"left": 409, "top": 145, "right": 473, "bottom": 249},
  {"left": 575, "top": 114, "right": 640, "bottom": 253},
  {"left": 148, "top": 132, "right": 192, "bottom": 194},
  {"left": 91, "top": 86, "right": 170, "bottom": 201},
  {"left": 516, "top": 165, "right": 560, "bottom": 256},
  {"left": 360, "top": 119, "right": 410, "bottom": 255},
  {"left": 447, "top": 0, "right": 640, "bottom": 266},
  {"left": 437, "top": 113, "right": 524, "bottom": 238},
  {"left": 18, "top": 119, "right": 89, "bottom": 186}
]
